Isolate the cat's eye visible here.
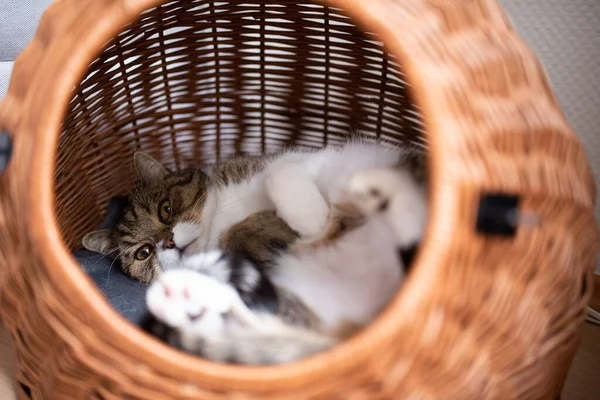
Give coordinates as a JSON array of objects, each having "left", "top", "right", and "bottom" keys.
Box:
[
  {"left": 135, "top": 244, "right": 153, "bottom": 261},
  {"left": 159, "top": 200, "right": 172, "bottom": 223}
]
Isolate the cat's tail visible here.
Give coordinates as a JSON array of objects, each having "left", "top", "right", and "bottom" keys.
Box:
[{"left": 184, "top": 323, "right": 338, "bottom": 365}]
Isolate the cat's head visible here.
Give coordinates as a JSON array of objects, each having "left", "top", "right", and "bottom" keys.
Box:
[{"left": 82, "top": 153, "right": 209, "bottom": 283}]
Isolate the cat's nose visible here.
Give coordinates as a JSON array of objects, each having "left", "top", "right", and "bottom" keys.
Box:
[{"left": 163, "top": 234, "right": 176, "bottom": 250}]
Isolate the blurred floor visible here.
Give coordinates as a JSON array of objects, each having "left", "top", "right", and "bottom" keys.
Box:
[
  {"left": 563, "top": 323, "right": 600, "bottom": 399},
  {"left": 0, "top": 321, "right": 15, "bottom": 400}
]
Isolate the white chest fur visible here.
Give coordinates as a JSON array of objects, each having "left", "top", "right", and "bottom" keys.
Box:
[{"left": 194, "top": 173, "right": 274, "bottom": 251}]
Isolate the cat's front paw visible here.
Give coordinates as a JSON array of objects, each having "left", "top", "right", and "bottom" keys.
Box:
[
  {"left": 146, "top": 269, "right": 263, "bottom": 338},
  {"left": 265, "top": 164, "right": 330, "bottom": 240}
]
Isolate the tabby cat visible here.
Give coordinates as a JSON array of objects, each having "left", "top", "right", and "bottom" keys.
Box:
[
  {"left": 82, "top": 153, "right": 298, "bottom": 283},
  {"left": 83, "top": 140, "right": 427, "bottom": 364}
]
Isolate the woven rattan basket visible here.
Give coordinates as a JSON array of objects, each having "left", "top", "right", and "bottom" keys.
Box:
[{"left": 0, "top": 0, "right": 598, "bottom": 398}]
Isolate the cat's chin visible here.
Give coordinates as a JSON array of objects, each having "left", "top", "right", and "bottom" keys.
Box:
[{"left": 156, "top": 248, "right": 184, "bottom": 271}]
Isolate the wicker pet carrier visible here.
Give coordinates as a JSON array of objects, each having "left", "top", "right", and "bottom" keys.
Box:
[{"left": 0, "top": 0, "right": 598, "bottom": 398}]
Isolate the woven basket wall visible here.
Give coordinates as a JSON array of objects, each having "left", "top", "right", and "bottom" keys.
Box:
[{"left": 0, "top": 0, "right": 598, "bottom": 399}]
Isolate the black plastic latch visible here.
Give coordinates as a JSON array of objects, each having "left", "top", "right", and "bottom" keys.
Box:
[{"left": 476, "top": 193, "right": 521, "bottom": 237}]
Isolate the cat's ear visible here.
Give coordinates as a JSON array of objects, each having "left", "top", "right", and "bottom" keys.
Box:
[
  {"left": 82, "top": 229, "right": 117, "bottom": 256},
  {"left": 134, "top": 152, "right": 169, "bottom": 184}
]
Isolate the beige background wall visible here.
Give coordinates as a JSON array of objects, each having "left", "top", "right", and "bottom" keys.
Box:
[{"left": 499, "top": 0, "right": 600, "bottom": 272}]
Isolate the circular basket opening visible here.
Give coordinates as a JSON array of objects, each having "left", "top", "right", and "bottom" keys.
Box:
[
  {"left": 55, "top": 0, "right": 427, "bottom": 384},
  {"left": 57, "top": 0, "right": 425, "bottom": 247}
]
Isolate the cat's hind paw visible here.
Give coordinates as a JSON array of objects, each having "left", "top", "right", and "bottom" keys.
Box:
[{"left": 347, "top": 167, "right": 427, "bottom": 249}]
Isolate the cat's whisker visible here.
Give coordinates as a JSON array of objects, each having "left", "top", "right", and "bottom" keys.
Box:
[
  {"left": 106, "top": 247, "right": 128, "bottom": 286},
  {"left": 88, "top": 246, "right": 122, "bottom": 267}
]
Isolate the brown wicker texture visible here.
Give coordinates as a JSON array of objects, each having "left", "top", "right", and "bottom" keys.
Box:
[{"left": 0, "top": 0, "right": 597, "bottom": 399}]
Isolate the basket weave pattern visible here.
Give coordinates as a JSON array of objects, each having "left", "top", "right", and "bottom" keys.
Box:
[
  {"left": 0, "top": 0, "right": 597, "bottom": 399},
  {"left": 56, "top": 0, "right": 423, "bottom": 251}
]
